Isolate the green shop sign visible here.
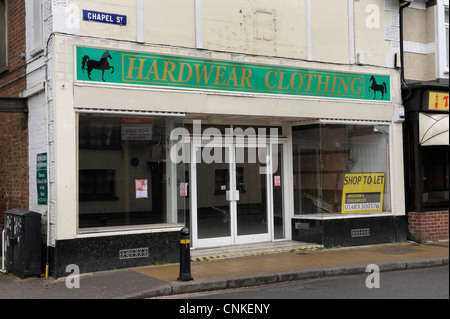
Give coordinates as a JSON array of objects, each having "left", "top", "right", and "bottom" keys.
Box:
[
  {"left": 76, "top": 47, "right": 391, "bottom": 101},
  {"left": 36, "top": 153, "right": 48, "bottom": 205}
]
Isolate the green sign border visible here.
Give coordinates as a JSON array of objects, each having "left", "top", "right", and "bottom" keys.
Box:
[{"left": 76, "top": 47, "right": 391, "bottom": 102}]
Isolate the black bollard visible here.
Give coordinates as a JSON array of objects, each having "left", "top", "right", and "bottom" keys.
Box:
[{"left": 178, "top": 227, "right": 193, "bottom": 282}]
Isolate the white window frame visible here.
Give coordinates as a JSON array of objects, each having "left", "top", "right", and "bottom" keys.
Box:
[
  {"left": 30, "top": 0, "right": 44, "bottom": 57},
  {"left": 289, "top": 120, "right": 394, "bottom": 220},
  {"left": 436, "top": 0, "right": 449, "bottom": 78}
]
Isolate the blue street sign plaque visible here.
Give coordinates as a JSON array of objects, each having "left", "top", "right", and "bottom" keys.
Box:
[{"left": 82, "top": 10, "right": 127, "bottom": 26}]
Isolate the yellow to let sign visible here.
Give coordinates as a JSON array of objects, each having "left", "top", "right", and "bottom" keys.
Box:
[
  {"left": 341, "top": 173, "right": 385, "bottom": 214},
  {"left": 429, "top": 92, "right": 449, "bottom": 111}
]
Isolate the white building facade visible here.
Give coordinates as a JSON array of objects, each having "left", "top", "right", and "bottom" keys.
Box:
[{"left": 26, "top": 0, "right": 409, "bottom": 277}]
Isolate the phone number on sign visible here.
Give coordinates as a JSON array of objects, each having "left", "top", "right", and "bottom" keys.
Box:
[{"left": 344, "top": 203, "right": 381, "bottom": 211}]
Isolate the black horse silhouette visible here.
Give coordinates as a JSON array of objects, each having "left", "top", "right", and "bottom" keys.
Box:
[
  {"left": 81, "top": 51, "right": 114, "bottom": 82},
  {"left": 368, "top": 75, "right": 387, "bottom": 100}
]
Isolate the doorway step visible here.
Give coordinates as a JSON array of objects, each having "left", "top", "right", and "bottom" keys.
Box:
[{"left": 190, "top": 241, "right": 323, "bottom": 262}]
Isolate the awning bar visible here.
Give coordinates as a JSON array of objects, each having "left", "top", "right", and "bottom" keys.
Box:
[{"left": 74, "top": 107, "right": 185, "bottom": 117}]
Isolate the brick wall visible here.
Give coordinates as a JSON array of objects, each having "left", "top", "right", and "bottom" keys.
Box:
[
  {"left": 0, "top": 0, "right": 26, "bottom": 98},
  {"left": 408, "top": 211, "right": 449, "bottom": 242},
  {"left": 0, "top": 0, "right": 27, "bottom": 230},
  {"left": 0, "top": 112, "right": 29, "bottom": 228}
]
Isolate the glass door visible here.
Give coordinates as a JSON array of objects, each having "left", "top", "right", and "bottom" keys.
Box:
[
  {"left": 192, "top": 143, "right": 233, "bottom": 248},
  {"left": 272, "top": 143, "right": 285, "bottom": 240},
  {"left": 234, "top": 145, "right": 271, "bottom": 244},
  {"left": 191, "top": 141, "right": 285, "bottom": 248}
]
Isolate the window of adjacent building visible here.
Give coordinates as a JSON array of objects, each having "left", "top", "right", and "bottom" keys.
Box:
[
  {"left": 292, "top": 124, "right": 390, "bottom": 216},
  {"left": 445, "top": 5, "right": 449, "bottom": 68},
  {"left": 437, "top": 1, "right": 449, "bottom": 75},
  {"left": 77, "top": 114, "right": 186, "bottom": 231},
  {"left": 421, "top": 146, "right": 449, "bottom": 210},
  {"left": 31, "top": 0, "right": 44, "bottom": 55},
  {"left": 0, "top": 0, "right": 7, "bottom": 71}
]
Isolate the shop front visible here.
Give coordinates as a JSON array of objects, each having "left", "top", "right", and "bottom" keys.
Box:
[
  {"left": 180, "top": 123, "right": 286, "bottom": 249},
  {"left": 403, "top": 84, "right": 449, "bottom": 242},
  {"left": 48, "top": 35, "right": 406, "bottom": 276},
  {"left": 290, "top": 122, "right": 406, "bottom": 247}
]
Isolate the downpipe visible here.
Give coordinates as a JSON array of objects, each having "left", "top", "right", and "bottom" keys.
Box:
[
  {"left": 399, "top": 1, "right": 413, "bottom": 101},
  {"left": 1, "top": 229, "right": 6, "bottom": 273}
]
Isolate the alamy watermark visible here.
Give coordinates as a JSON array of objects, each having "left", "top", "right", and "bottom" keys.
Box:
[
  {"left": 170, "top": 120, "right": 279, "bottom": 175},
  {"left": 365, "top": 264, "right": 380, "bottom": 289},
  {"left": 365, "top": 4, "right": 381, "bottom": 29},
  {"left": 65, "top": 264, "right": 80, "bottom": 289}
]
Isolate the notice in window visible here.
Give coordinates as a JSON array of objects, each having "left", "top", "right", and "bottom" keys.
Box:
[
  {"left": 121, "top": 118, "right": 153, "bottom": 141},
  {"left": 341, "top": 173, "right": 385, "bottom": 214},
  {"left": 274, "top": 175, "right": 281, "bottom": 187},
  {"left": 135, "top": 179, "right": 148, "bottom": 199},
  {"left": 180, "top": 183, "right": 188, "bottom": 197}
]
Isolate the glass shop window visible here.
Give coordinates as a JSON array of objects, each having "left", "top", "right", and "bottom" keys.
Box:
[
  {"left": 77, "top": 114, "right": 187, "bottom": 231},
  {"left": 292, "top": 124, "right": 390, "bottom": 216}
]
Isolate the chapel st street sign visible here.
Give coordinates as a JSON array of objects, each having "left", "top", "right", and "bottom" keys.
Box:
[{"left": 82, "top": 10, "right": 127, "bottom": 26}]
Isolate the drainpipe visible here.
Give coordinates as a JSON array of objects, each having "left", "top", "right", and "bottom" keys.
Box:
[
  {"left": 1, "top": 229, "right": 6, "bottom": 273},
  {"left": 399, "top": 1, "right": 413, "bottom": 101}
]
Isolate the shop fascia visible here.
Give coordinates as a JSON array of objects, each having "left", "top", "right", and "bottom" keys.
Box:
[
  {"left": 125, "top": 57, "right": 365, "bottom": 96},
  {"left": 76, "top": 47, "right": 391, "bottom": 101}
]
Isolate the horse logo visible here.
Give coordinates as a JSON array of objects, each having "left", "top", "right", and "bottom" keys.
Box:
[
  {"left": 368, "top": 75, "right": 387, "bottom": 100},
  {"left": 81, "top": 50, "right": 114, "bottom": 82}
]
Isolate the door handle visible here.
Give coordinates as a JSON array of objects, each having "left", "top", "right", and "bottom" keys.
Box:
[{"left": 226, "top": 190, "right": 240, "bottom": 201}]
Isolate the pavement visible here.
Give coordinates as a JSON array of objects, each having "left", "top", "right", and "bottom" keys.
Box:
[{"left": 0, "top": 240, "right": 448, "bottom": 299}]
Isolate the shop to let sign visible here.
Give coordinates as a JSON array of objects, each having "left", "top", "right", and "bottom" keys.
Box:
[
  {"left": 428, "top": 92, "right": 449, "bottom": 111},
  {"left": 341, "top": 173, "right": 385, "bottom": 214},
  {"left": 36, "top": 153, "right": 48, "bottom": 205},
  {"left": 76, "top": 47, "right": 391, "bottom": 102}
]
